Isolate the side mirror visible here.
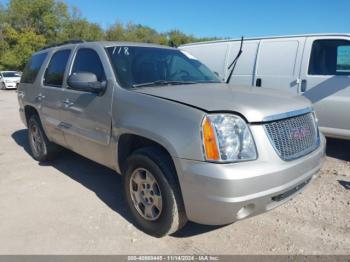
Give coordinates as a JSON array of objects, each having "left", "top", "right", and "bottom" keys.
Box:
[{"left": 67, "top": 72, "right": 106, "bottom": 95}]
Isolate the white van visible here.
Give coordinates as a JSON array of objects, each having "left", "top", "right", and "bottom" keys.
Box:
[{"left": 180, "top": 34, "right": 350, "bottom": 140}]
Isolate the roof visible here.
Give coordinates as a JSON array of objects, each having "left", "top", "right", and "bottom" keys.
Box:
[
  {"left": 180, "top": 33, "right": 350, "bottom": 47},
  {"left": 37, "top": 40, "right": 175, "bottom": 54}
]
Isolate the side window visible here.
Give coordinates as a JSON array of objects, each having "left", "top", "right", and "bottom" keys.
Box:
[
  {"left": 21, "top": 52, "right": 48, "bottom": 83},
  {"left": 71, "top": 48, "right": 106, "bottom": 82},
  {"left": 44, "top": 49, "right": 71, "bottom": 87},
  {"left": 309, "top": 39, "right": 350, "bottom": 75},
  {"left": 336, "top": 45, "right": 350, "bottom": 74}
]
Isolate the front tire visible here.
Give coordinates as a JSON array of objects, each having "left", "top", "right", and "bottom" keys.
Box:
[
  {"left": 28, "top": 115, "right": 61, "bottom": 161},
  {"left": 123, "top": 147, "right": 187, "bottom": 237},
  {"left": 0, "top": 82, "right": 6, "bottom": 90}
]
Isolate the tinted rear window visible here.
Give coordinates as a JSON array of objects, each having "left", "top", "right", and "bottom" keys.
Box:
[
  {"left": 21, "top": 52, "right": 48, "bottom": 83},
  {"left": 44, "top": 49, "right": 71, "bottom": 87}
]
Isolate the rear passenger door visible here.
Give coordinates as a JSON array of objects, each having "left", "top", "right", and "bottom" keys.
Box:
[
  {"left": 39, "top": 48, "right": 72, "bottom": 146},
  {"left": 254, "top": 38, "right": 305, "bottom": 93},
  {"left": 300, "top": 36, "right": 350, "bottom": 137},
  {"left": 60, "top": 46, "right": 115, "bottom": 167}
]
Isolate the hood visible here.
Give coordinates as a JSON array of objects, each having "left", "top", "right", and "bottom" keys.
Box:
[{"left": 132, "top": 83, "right": 312, "bottom": 123}]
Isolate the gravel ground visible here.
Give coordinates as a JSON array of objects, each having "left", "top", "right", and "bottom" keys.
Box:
[{"left": 0, "top": 90, "right": 349, "bottom": 254}]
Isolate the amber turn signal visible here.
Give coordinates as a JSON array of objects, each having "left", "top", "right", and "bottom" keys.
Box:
[{"left": 202, "top": 117, "right": 220, "bottom": 161}]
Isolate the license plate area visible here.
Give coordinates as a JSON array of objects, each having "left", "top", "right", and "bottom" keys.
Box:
[{"left": 271, "top": 178, "right": 311, "bottom": 202}]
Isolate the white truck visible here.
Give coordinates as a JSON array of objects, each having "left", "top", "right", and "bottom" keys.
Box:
[{"left": 180, "top": 34, "right": 350, "bottom": 140}]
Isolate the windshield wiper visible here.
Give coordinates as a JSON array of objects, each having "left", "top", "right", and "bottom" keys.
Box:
[
  {"left": 132, "top": 80, "right": 197, "bottom": 88},
  {"left": 226, "top": 36, "right": 244, "bottom": 84}
]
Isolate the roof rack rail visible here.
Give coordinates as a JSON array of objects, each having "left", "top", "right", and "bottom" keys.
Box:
[{"left": 40, "top": 40, "right": 85, "bottom": 51}]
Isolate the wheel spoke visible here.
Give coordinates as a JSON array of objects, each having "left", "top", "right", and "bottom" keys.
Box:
[
  {"left": 34, "top": 141, "right": 40, "bottom": 152},
  {"left": 35, "top": 133, "right": 42, "bottom": 143},
  {"left": 152, "top": 195, "right": 162, "bottom": 210},
  {"left": 144, "top": 205, "right": 154, "bottom": 218},
  {"left": 132, "top": 172, "right": 144, "bottom": 185},
  {"left": 145, "top": 171, "right": 155, "bottom": 185},
  {"left": 131, "top": 191, "right": 142, "bottom": 206}
]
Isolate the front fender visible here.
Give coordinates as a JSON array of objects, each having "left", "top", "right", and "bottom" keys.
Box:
[{"left": 112, "top": 89, "right": 205, "bottom": 169}]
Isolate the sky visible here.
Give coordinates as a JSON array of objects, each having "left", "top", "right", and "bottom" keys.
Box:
[{"left": 2, "top": 0, "right": 350, "bottom": 38}]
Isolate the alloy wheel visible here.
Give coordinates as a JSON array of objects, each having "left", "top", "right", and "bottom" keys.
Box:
[{"left": 129, "top": 168, "right": 163, "bottom": 221}]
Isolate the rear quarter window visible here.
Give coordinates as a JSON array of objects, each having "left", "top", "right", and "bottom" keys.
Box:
[{"left": 21, "top": 52, "right": 48, "bottom": 83}]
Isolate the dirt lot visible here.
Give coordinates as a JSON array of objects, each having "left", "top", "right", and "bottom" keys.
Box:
[{"left": 0, "top": 90, "right": 349, "bottom": 255}]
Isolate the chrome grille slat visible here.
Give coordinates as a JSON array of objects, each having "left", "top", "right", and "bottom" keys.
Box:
[{"left": 264, "top": 113, "right": 319, "bottom": 161}]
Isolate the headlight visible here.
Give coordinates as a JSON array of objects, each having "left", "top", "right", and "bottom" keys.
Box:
[
  {"left": 312, "top": 110, "right": 318, "bottom": 124},
  {"left": 201, "top": 114, "right": 257, "bottom": 162}
]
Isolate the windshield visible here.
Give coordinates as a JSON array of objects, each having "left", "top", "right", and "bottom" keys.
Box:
[
  {"left": 106, "top": 46, "right": 221, "bottom": 88},
  {"left": 2, "top": 72, "right": 21, "bottom": 78}
]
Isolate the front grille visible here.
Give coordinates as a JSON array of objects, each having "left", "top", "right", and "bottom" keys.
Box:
[{"left": 264, "top": 112, "right": 319, "bottom": 161}]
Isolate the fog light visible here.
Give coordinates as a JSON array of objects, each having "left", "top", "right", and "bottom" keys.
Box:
[{"left": 236, "top": 204, "right": 255, "bottom": 219}]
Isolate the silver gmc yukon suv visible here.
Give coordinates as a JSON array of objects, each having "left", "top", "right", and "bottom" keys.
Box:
[{"left": 17, "top": 41, "right": 326, "bottom": 237}]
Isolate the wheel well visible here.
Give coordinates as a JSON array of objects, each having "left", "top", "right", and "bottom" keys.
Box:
[
  {"left": 118, "top": 134, "right": 174, "bottom": 175},
  {"left": 24, "top": 105, "right": 39, "bottom": 125}
]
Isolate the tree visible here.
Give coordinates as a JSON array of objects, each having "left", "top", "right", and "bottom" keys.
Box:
[
  {"left": 0, "top": 0, "right": 220, "bottom": 70},
  {"left": 0, "top": 3, "right": 5, "bottom": 24},
  {"left": 166, "top": 30, "right": 194, "bottom": 47},
  {"left": 106, "top": 22, "right": 167, "bottom": 44},
  {"left": 105, "top": 22, "right": 126, "bottom": 41},
  {"left": 0, "top": 25, "right": 46, "bottom": 70},
  {"left": 62, "top": 19, "right": 104, "bottom": 41},
  {"left": 6, "top": 0, "right": 69, "bottom": 43},
  {"left": 123, "top": 23, "right": 167, "bottom": 44},
  {"left": 60, "top": 7, "right": 104, "bottom": 41}
]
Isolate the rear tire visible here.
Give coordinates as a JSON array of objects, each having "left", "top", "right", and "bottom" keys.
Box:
[
  {"left": 28, "top": 115, "right": 62, "bottom": 161},
  {"left": 123, "top": 147, "right": 187, "bottom": 237}
]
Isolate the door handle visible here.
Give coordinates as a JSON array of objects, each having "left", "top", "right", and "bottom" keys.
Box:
[
  {"left": 256, "top": 78, "right": 262, "bottom": 87},
  {"left": 62, "top": 99, "right": 74, "bottom": 108},
  {"left": 300, "top": 79, "right": 307, "bottom": 93},
  {"left": 36, "top": 93, "right": 45, "bottom": 101}
]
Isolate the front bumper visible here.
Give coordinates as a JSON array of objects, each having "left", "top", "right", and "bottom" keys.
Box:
[
  {"left": 175, "top": 126, "right": 326, "bottom": 225},
  {"left": 2, "top": 82, "right": 18, "bottom": 89}
]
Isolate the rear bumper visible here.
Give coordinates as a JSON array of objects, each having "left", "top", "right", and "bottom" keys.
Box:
[{"left": 175, "top": 130, "right": 326, "bottom": 225}]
